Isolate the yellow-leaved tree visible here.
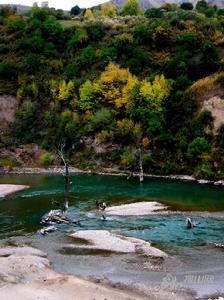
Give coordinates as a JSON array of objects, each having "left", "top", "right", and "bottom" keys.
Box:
[
  {"left": 100, "top": 3, "right": 117, "bottom": 17},
  {"left": 98, "top": 62, "right": 138, "bottom": 110},
  {"left": 84, "top": 9, "right": 94, "bottom": 19},
  {"left": 50, "top": 80, "right": 75, "bottom": 102},
  {"left": 139, "top": 75, "right": 170, "bottom": 112}
]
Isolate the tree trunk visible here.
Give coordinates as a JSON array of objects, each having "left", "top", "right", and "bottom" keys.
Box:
[
  {"left": 58, "top": 142, "right": 69, "bottom": 215},
  {"left": 63, "top": 163, "right": 69, "bottom": 214},
  {"left": 139, "top": 148, "right": 144, "bottom": 182}
]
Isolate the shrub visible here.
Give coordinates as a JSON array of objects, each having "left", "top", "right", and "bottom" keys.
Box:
[
  {"left": 188, "top": 137, "right": 210, "bottom": 156},
  {"left": 121, "top": 0, "right": 142, "bottom": 16},
  {"left": 0, "top": 62, "right": 18, "bottom": 79},
  {"left": 145, "top": 8, "right": 163, "bottom": 18},
  {"left": 79, "top": 45, "right": 96, "bottom": 66},
  {"left": 97, "top": 130, "right": 113, "bottom": 142},
  {"left": 39, "top": 152, "right": 53, "bottom": 167},
  {"left": 91, "top": 108, "right": 113, "bottom": 130},
  {"left": 120, "top": 151, "right": 135, "bottom": 169},
  {"left": 180, "top": 3, "right": 193, "bottom": 10}
]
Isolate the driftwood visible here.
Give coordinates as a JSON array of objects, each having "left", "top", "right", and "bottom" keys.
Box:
[
  {"left": 39, "top": 225, "right": 57, "bottom": 236},
  {"left": 41, "top": 209, "right": 82, "bottom": 225},
  {"left": 41, "top": 210, "right": 70, "bottom": 225}
]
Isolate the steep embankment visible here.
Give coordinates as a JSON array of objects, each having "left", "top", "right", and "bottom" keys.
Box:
[
  {"left": 0, "top": 94, "right": 17, "bottom": 132},
  {"left": 188, "top": 73, "right": 224, "bottom": 132}
]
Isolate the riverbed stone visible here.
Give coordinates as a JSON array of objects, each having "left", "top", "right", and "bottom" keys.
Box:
[{"left": 69, "top": 230, "right": 167, "bottom": 257}]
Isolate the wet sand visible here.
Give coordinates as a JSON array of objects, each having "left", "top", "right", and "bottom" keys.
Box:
[{"left": 0, "top": 246, "right": 194, "bottom": 300}]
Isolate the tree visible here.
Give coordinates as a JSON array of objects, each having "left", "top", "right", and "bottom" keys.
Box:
[
  {"left": 100, "top": 3, "right": 117, "bottom": 17},
  {"left": 196, "top": 0, "right": 208, "bottom": 13},
  {"left": 58, "top": 142, "right": 69, "bottom": 214},
  {"left": 42, "top": 19, "right": 64, "bottom": 43},
  {"left": 188, "top": 137, "right": 210, "bottom": 156},
  {"left": 50, "top": 80, "right": 75, "bottom": 102},
  {"left": 84, "top": 9, "right": 94, "bottom": 19},
  {"left": 145, "top": 8, "right": 163, "bottom": 18},
  {"left": 78, "top": 80, "right": 96, "bottom": 111},
  {"left": 79, "top": 45, "right": 96, "bottom": 66},
  {"left": 180, "top": 2, "right": 193, "bottom": 10},
  {"left": 98, "top": 62, "right": 138, "bottom": 110},
  {"left": 68, "top": 28, "right": 88, "bottom": 50},
  {"left": 0, "top": 62, "right": 18, "bottom": 79},
  {"left": 139, "top": 75, "right": 170, "bottom": 112},
  {"left": 121, "top": 0, "right": 142, "bottom": 16},
  {"left": 133, "top": 123, "right": 144, "bottom": 182},
  {"left": 71, "top": 5, "right": 81, "bottom": 16}
]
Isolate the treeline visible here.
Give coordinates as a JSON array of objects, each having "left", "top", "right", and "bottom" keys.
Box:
[{"left": 0, "top": 1, "right": 223, "bottom": 179}]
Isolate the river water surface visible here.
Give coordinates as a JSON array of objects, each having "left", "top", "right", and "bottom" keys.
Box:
[{"left": 0, "top": 174, "right": 224, "bottom": 298}]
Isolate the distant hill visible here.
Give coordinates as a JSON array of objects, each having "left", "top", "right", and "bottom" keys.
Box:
[
  {"left": 0, "top": 4, "right": 31, "bottom": 13},
  {"left": 110, "top": 0, "right": 224, "bottom": 10}
]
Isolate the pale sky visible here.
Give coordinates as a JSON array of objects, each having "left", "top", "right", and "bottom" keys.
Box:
[{"left": 0, "top": 0, "right": 107, "bottom": 10}]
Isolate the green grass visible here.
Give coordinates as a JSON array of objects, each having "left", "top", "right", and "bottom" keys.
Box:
[{"left": 59, "top": 20, "right": 81, "bottom": 29}]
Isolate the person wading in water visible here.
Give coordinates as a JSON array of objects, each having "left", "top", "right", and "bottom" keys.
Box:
[{"left": 96, "top": 201, "right": 107, "bottom": 220}]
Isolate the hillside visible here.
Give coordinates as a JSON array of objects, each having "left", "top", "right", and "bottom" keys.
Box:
[
  {"left": 0, "top": 4, "right": 223, "bottom": 179},
  {"left": 0, "top": 4, "right": 31, "bottom": 13},
  {"left": 110, "top": 0, "right": 224, "bottom": 10}
]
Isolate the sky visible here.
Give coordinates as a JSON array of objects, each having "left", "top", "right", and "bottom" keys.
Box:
[{"left": 0, "top": 0, "right": 107, "bottom": 10}]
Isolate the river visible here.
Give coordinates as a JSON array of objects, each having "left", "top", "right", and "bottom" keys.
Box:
[{"left": 0, "top": 174, "right": 224, "bottom": 298}]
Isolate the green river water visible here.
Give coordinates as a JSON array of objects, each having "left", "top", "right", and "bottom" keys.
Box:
[{"left": 0, "top": 174, "right": 224, "bottom": 298}]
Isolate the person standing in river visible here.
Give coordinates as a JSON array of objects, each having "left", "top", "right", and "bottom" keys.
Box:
[{"left": 96, "top": 201, "right": 107, "bottom": 220}]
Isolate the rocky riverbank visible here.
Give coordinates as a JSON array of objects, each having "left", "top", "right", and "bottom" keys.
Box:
[{"left": 0, "top": 245, "right": 194, "bottom": 300}]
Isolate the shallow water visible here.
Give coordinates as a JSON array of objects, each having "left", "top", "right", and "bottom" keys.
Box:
[{"left": 0, "top": 174, "right": 224, "bottom": 297}]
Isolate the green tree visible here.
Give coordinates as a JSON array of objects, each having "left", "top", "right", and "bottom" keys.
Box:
[
  {"left": 180, "top": 2, "right": 193, "bottom": 10},
  {"left": 91, "top": 108, "right": 113, "bottom": 130},
  {"left": 78, "top": 80, "right": 96, "bottom": 111},
  {"left": 71, "top": 5, "right": 81, "bottom": 16},
  {"left": 0, "top": 62, "right": 18, "bottom": 79},
  {"left": 145, "top": 8, "right": 163, "bottom": 18},
  {"left": 68, "top": 28, "right": 88, "bottom": 50},
  {"left": 188, "top": 137, "right": 210, "bottom": 156},
  {"left": 39, "top": 152, "right": 53, "bottom": 167},
  {"left": 79, "top": 45, "right": 96, "bottom": 66},
  {"left": 42, "top": 19, "right": 64, "bottom": 43},
  {"left": 121, "top": 0, "right": 142, "bottom": 16}
]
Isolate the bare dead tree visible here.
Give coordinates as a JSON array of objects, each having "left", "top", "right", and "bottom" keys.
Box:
[
  {"left": 40, "top": 142, "right": 82, "bottom": 227},
  {"left": 139, "top": 147, "right": 144, "bottom": 182},
  {"left": 133, "top": 124, "right": 144, "bottom": 183},
  {"left": 57, "top": 141, "right": 69, "bottom": 214}
]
